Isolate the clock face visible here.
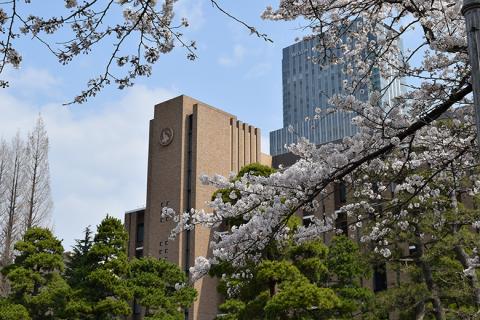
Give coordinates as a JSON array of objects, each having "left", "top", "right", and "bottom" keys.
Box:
[{"left": 159, "top": 127, "right": 174, "bottom": 146}]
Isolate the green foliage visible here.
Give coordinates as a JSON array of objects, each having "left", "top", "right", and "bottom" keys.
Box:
[
  {"left": 211, "top": 165, "right": 373, "bottom": 319},
  {"left": 289, "top": 240, "right": 329, "bottom": 284},
  {"left": 373, "top": 283, "right": 429, "bottom": 319},
  {"left": 68, "top": 216, "right": 131, "bottom": 319},
  {"left": 2, "top": 227, "right": 71, "bottom": 320},
  {"left": 0, "top": 298, "right": 30, "bottom": 320},
  {"left": 128, "top": 257, "right": 196, "bottom": 319},
  {"left": 257, "top": 260, "right": 303, "bottom": 284},
  {"left": 265, "top": 281, "right": 340, "bottom": 319},
  {"left": 218, "top": 299, "right": 246, "bottom": 320},
  {"left": 237, "top": 163, "right": 276, "bottom": 179},
  {"left": 0, "top": 216, "right": 197, "bottom": 320},
  {"left": 215, "top": 237, "right": 374, "bottom": 320},
  {"left": 327, "top": 236, "right": 370, "bottom": 285},
  {"left": 65, "top": 226, "right": 93, "bottom": 289}
]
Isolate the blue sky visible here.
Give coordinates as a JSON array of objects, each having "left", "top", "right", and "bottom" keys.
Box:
[{"left": 0, "top": 1, "right": 308, "bottom": 248}]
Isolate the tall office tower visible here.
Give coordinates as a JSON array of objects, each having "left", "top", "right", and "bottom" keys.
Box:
[
  {"left": 124, "top": 95, "right": 272, "bottom": 320},
  {"left": 270, "top": 27, "right": 404, "bottom": 156}
]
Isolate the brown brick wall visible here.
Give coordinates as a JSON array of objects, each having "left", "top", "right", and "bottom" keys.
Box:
[{"left": 126, "top": 95, "right": 269, "bottom": 320}]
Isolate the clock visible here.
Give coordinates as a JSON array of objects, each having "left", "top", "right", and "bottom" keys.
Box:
[{"left": 159, "top": 127, "right": 174, "bottom": 146}]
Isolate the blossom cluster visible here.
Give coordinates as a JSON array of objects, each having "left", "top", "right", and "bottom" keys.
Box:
[
  {"left": 162, "top": 1, "right": 479, "bottom": 282},
  {"left": 0, "top": 0, "right": 195, "bottom": 102}
]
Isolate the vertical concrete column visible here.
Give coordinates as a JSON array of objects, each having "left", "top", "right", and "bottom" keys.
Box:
[
  {"left": 250, "top": 126, "right": 257, "bottom": 163},
  {"left": 230, "top": 118, "right": 238, "bottom": 172},
  {"left": 255, "top": 128, "right": 261, "bottom": 163},
  {"left": 238, "top": 121, "right": 245, "bottom": 169},
  {"left": 244, "top": 124, "right": 251, "bottom": 165}
]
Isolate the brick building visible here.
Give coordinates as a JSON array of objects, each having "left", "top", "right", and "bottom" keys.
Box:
[
  {"left": 124, "top": 95, "right": 272, "bottom": 320},
  {"left": 124, "top": 95, "right": 400, "bottom": 320}
]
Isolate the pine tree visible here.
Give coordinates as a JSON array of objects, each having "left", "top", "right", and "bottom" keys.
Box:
[
  {"left": 71, "top": 216, "right": 132, "bottom": 319},
  {"left": 65, "top": 226, "right": 93, "bottom": 288},
  {"left": 1, "top": 227, "right": 71, "bottom": 320},
  {"left": 128, "top": 257, "right": 197, "bottom": 319},
  {"left": 0, "top": 298, "right": 30, "bottom": 320},
  {"left": 214, "top": 237, "right": 373, "bottom": 320}
]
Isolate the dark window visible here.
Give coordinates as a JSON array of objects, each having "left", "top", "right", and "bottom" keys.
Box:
[
  {"left": 373, "top": 263, "right": 388, "bottom": 292},
  {"left": 303, "top": 218, "right": 313, "bottom": 227},
  {"left": 134, "top": 299, "right": 141, "bottom": 315},
  {"left": 135, "top": 248, "right": 143, "bottom": 259},
  {"left": 339, "top": 183, "right": 347, "bottom": 204},
  {"left": 409, "top": 244, "right": 417, "bottom": 256},
  {"left": 335, "top": 212, "right": 348, "bottom": 236},
  {"left": 136, "top": 223, "right": 144, "bottom": 244},
  {"left": 303, "top": 211, "right": 313, "bottom": 227}
]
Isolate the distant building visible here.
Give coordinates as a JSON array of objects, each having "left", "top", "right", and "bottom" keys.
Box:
[
  {"left": 124, "top": 95, "right": 272, "bottom": 320},
  {"left": 270, "top": 25, "right": 404, "bottom": 156}
]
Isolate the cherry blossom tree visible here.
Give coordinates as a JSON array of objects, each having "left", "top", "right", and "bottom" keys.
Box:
[
  {"left": 163, "top": 1, "right": 479, "bottom": 319},
  {"left": 0, "top": 0, "right": 268, "bottom": 104},
  {"left": 0, "top": 0, "right": 195, "bottom": 103}
]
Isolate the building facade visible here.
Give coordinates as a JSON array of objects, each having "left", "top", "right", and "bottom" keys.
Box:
[
  {"left": 270, "top": 27, "right": 404, "bottom": 156},
  {"left": 124, "top": 95, "right": 271, "bottom": 320}
]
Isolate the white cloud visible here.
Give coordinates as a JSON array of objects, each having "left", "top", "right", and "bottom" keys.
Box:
[
  {"left": 0, "top": 79, "right": 177, "bottom": 249},
  {"left": 3, "top": 67, "right": 63, "bottom": 99},
  {"left": 218, "top": 44, "right": 247, "bottom": 67}
]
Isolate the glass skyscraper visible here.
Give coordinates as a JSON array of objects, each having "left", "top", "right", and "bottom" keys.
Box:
[{"left": 270, "top": 32, "right": 403, "bottom": 156}]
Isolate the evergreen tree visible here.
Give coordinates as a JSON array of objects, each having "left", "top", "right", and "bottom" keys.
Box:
[
  {"left": 212, "top": 165, "right": 373, "bottom": 319},
  {"left": 70, "top": 216, "right": 132, "bottom": 319},
  {"left": 0, "top": 298, "right": 30, "bottom": 320},
  {"left": 1, "top": 227, "right": 70, "bottom": 320},
  {"left": 65, "top": 226, "right": 93, "bottom": 288},
  {"left": 214, "top": 237, "right": 373, "bottom": 320},
  {"left": 128, "top": 257, "right": 197, "bottom": 319}
]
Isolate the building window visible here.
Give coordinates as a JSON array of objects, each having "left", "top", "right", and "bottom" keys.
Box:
[
  {"left": 335, "top": 212, "right": 348, "bottom": 236},
  {"left": 134, "top": 299, "right": 141, "bottom": 315},
  {"left": 339, "top": 183, "right": 347, "bottom": 204},
  {"left": 409, "top": 244, "right": 417, "bottom": 256},
  {"left": 136, "top": 223, "right": 144, "bottom": 244},
  {"left": 303, "top": 210, "right": 314, "bottom": 227},
  {"left": 373, "top": 263, "right": 388, "bottom": 292}
]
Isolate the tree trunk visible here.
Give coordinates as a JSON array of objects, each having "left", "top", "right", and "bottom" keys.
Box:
[
  {"left": 449, "top": 183, "right": 480, "bottom": 309},
  {"left": 269, "top": 280, "right": 277, "bottom": 297},
  {"left": 3, "top": 146, "right": 21, "bottom": 266},
  {"left": 24, "top": 116, "right": 51, "bottom": 230},
  {"left": 26, "top": 158, "right": 37, "bottom": 230},
  {"left": 454, "top": 245, "right": 480, "bottom": 308},
  {"left": 415, "top": 301, "right": 425, "bottom": 320},
  {"left": 415, "top": 238, "right": 445, "bottom": 320},
  {"left": 1, "top": 134, "right": 25, "bottom": 267}
]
